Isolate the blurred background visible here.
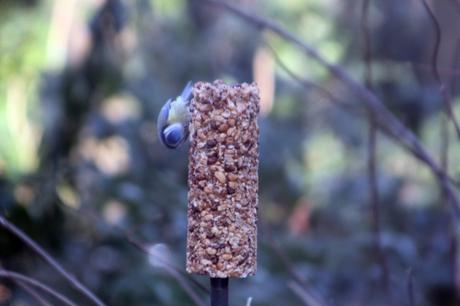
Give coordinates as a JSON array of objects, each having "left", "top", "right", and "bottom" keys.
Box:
[{"left": 1, "top": 0, "right": 460, "bottom": 305}]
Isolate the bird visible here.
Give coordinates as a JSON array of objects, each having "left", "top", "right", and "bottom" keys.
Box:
[{"left": 157, "top": 82, "right": 193, "bottom": 149}]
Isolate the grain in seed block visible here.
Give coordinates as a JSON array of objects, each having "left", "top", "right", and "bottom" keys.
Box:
[{"left": 186, "top": 80, "right": 259, "bottom": 278}]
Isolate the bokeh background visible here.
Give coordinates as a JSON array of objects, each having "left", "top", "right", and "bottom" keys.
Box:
[{"left": 1, "top": 0, "right": 460, "bottom": 305}]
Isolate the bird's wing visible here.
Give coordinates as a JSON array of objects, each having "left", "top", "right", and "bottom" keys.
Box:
[{"left": 157, "top": 98, "right": 172, "bottom": 139}]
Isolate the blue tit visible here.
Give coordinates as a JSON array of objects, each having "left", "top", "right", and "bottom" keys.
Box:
[{"left": 157, "top": 81, "right": 193, "bottom": 149}]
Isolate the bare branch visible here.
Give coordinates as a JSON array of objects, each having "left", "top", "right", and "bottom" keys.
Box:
[
  {"left": 268, "top": 242, "right": 329, "bottom": 306},
  {"left": 421, "top": 0, "right": 460, "bottom": 138},
  {"left": 450, "top": 39, "right": 460, "bottom": 94},
  {"left": 0, "top": 269, "right": 78, "bottom": 306},
  {"left": 361, "top": 0, "right": 374, "bottom": 91},
  {"left": 288, "top": 281, "right": 325, "bottom": 306},
  {"left": 407, "top": 268, "right": 415, "bottom": 306},
  {"left": 422, "top": 0, "right": 442, "bottom": 81},
  {"left": 367, "top": 122, "right": 391, "bottom": 286},
  {"left": 59, "top": 204, "right": 209, "bottom": 302},
  {"left": 263, "top": 40, "right": 362, "bottom": 116},
  {"left": 164, "top": 267, "right": 206, "bottom": 306},
  {"left": 360, "top": 0, "right": 390, "bottom": 292},
  {"left": 0, "top": 215, "right": 105, "bottom": 306},
  {"left": 15, "top": 280, "right": 54, "bottom": 306},
  {"left": 200, "top": 0, "right": 460, "bottom": 216},
  {"left": 388, "top": 59, "right": 460, "bottom": 77}
]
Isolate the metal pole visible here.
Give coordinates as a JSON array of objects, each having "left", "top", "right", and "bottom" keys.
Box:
[{"left": 210, "top": 277, "right": 228, "bottom": 306}]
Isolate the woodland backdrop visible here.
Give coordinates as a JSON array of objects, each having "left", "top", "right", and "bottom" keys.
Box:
[{"left": 1, "top": 0, "right": 460, "bottom": 305}]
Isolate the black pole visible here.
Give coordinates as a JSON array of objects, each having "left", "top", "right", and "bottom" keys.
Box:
[{"left": 210, "top": 277, "right": 228, "bottom": 306}]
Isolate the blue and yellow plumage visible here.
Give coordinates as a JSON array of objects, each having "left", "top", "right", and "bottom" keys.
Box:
[
  {"left": 167, "top": 95, "right": 190, "bottom": 124},
  {"left": 157, "top": 82, "right": 193, "bottom": 149}
]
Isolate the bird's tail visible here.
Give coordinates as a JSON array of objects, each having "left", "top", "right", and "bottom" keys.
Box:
[{"left": 181, "top": 81, "right": 193, "bottom": 103}]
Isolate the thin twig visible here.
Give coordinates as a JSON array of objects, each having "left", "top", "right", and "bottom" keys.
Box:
[
  {"left": 288, "top": 281, "right": 324, "bottom": 306},
  {"left": 446, "top": 15, "right": 460, "bottom": 297},
  {"left": 452, "top": 224, "right": 460, "bottom": 295},
  {"left": 268, "top": 242, "right": 329, "bottom": 306},
  {"left": 0, "top": 269, "right": 78, "bottom": 306},
  {"left": 451, "top": 39, "right": 460, "bottom": 95},
  {"left": 15, "top": 280, "right": 54, "bottom": 306},
  {"left": 421, "top": 0, "right": 460, "bottom": 139},
  {"left": 350, "top": 54, "right": 460, "bottom": 77},
  {"left": 264, "top": 25, "right": 460, "bottom": 189},
  {"left": 112, "top": 219, "right": 208, "bottom": 294},
  {"left": 367, "top": 122, "right": 390, "bottom": 288},
  {"left": 0, "top": 215, "right": 105, "bottom": 306},
  {"left": 263, "top": 40, "right": 362, "bottom": 116},
  {"left": 360, "top": 0, "right": 390, "bottom": 292},
  {"left": 361, "top": 0, "right": 374, "bottom": 91},
  {"left": 407, "top": 268, "right": 415, "bottom": 306},
  {"left": 267, "top": 28, "right": 460, "bottom": 193},
  {"left": 166, "top": 268, "right": 206, "bottom": 306},
  {"left": 394, "top": 59, "right": 460, "bottom": 77},
  {"left": 441, "top": 109, "right": 454, "bottom": 285},
  {"left": 59, "top": 204, "right": 209, "bottom": 302},
  {"left": 200, "top": 0, "right": 460, "bottom": 217}
]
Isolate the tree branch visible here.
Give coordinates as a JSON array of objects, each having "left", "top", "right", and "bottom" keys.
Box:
[
  {"left": 361, "top": 0, "right": 390, "bottom": 292},
  {"left": 288, "top": 281, "right": 325, "bottom": 306},
  {"left": 263, "top": 40, "right": 362, "bottom": 116},
  {"left": 59, "top": 204, "right": 209, "bottom": 304},
  {"left": 420, "top": 0, "right": 460, "bottom": 139},
  {"left": 15, "top": 280, "right": 54, "bottom": 306},
  {"left": 0, "top": 269, "right": 78, "bottom": 306},
  {"left": 268, "top": 241, "right": 329, "bottom": 306},
  {"left": 0, "top": 215, "right": 105, "bottom": 306},
  {"left": 200, "top": 0, "right": 460, "bottom": 216},
  {"left": 407, "top": 268, "right": 415, "bottom": 306}
]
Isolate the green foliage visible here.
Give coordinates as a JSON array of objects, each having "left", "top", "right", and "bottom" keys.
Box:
[{"left": 0, "top": 2, "right": 48, "bottom": 175}]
